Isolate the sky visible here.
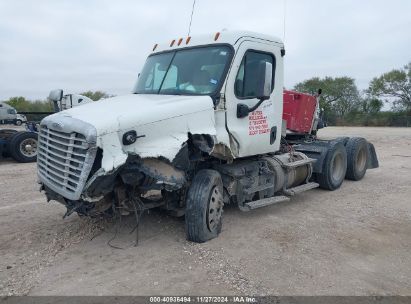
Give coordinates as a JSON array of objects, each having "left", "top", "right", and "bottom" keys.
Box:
[{"left": 0, "top": 0, "right": 410, "bottom": 101}]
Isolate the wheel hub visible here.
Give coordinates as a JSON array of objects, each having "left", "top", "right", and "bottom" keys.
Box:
[
  {"left": 207, "top": 186, "right": 223, "bottom": 232},
  {"left": 20, "top": 138, "right": 37, "bottom": 157},
  {"left": 357, "top": 147, "right": 367, "bottom": 172},
  {"left": 332, "top": 153, "right": 344, "bottom": 181}
]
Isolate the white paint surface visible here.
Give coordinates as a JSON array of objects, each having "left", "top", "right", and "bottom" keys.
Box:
[{"left": 49, "top": 94, "right": 217, "bottom": 171}]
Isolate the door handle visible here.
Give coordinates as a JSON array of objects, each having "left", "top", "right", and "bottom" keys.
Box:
[{"left": 236, "top": 97, "right": 268, "bottom": 118}]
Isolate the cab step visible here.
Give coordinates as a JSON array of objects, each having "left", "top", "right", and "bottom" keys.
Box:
[
  {"left": 243, "top": 183, "right": 274, "bottom": 195},
  {"left": 245, "top": 195, "right": 290, "bottom": 210},
  {"left": 283, "top": 182, "right": 319, "bottom": 196},
  {"left": 282, "top": 158, "right": 316, "bottom": 169}
]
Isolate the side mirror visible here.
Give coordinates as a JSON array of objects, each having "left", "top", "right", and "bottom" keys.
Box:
[
  {"left": 256, "top": 61, "right": 273, "bottom": 101},
  {"left": 49, "top": 89, "right": 63, "bottom": 102},
  {"left": 237, "top": 61, "right": 273, "bottom": 118}
]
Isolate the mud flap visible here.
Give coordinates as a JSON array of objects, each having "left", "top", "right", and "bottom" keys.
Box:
[{"left": 367, "top": 142, "right": 379, "bottom": 169}]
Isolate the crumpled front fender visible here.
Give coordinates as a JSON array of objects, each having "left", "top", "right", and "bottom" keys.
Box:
[{"left": 97, "top": 108, "right": 218, "bottom": 172}]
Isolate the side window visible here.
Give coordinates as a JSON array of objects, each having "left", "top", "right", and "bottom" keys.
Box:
[
  {"left": 7, "top": 109, "right": 16, "bottom": 114},
  {"left": 235, "top": 51, "right": 275, "bottom": 98}
]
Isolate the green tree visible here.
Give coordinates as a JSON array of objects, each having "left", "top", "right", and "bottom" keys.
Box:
[
  {"left": 360, "top": 97, "right": 383, "bottom": 114},
  {"left": 79, "top": 91, "right": 110, "bottom": 101},
  {"left": 5, "top": 96, "right": 31, "bottom": 111},
  {"left": 368, "top": 62, "right": 411, "bottom": 112},
  {"left": 5, "top": 97, "right": 53, "bottom": 112},
  {"left": 294, "top": 76, "right": 360, "bottom": 118},
  {"left": 4, "top": 97, "right": 54, "bottom": 121}
]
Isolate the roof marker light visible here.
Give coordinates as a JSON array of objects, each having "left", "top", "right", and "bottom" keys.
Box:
[
  {"left": 177, "top": 38, "right": 183, "bottom": 46},
  {"left": 186, "top": 36, "right": 191, "bottom": 44},
  {"left": 170, "top": 39, "right": 175, "bottom": 47},
  {"left": 214, "top": 32, "right": 220, "bottom": 41},
  {"left": 152, "top": 44, "right": 158, "bottom": 51}
]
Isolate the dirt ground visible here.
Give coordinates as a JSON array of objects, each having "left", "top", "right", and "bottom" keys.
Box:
[{"left": 0, "top": 126, "right": 410, "bottom": 296}]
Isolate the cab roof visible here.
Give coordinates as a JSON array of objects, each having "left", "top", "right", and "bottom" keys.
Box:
[{"left": 151, "top": 30, "right": 284, "bottom": 54}]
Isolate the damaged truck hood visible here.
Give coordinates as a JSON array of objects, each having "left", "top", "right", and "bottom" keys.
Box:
[
  {"left": 55, "top": 94, "right": 214, "bottom": 133},
  {"left": 43, "top": 94, "right": 217, "bottom": 172}
]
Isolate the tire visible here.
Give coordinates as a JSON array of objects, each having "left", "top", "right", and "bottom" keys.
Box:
[
  {"left": 185, "top": 169, "right": 224, "bottom": 243},
  {"left": 316, "top": 141, "right": 347, "bottom": 190},
  {"left": 9, "top": 131, "right": 38, "bottom": 163},
  {"left": 0, "top": 129, "right": 18, "bottom": 158},
  {"left": 345, "top": 137, "right": 368, "bottom": 181},
  {"left": 15, "top": 119, "right": 22, "bottom": 126},
  {"left": 0, "top": 129, "right": 18, "bottom": 140}
]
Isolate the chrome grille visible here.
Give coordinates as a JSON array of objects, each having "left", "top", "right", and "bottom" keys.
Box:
[{"left": 37, "top": 118, "right": 97, "bottom": 201}]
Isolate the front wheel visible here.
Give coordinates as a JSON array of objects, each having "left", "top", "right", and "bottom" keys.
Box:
[
  {"left": 15, "top": 119, "right": 22, "bottom": 126},
  {"left": 185, "top": 169, "right": 224, "bottom": 243}
]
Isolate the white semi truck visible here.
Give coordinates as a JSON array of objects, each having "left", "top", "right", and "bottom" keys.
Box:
[
  {"left": 37, "top": 31, "right": 378, "bottom": 243},
  {"left": 0, "top": 103, "right": 27, "bottom": 125}
]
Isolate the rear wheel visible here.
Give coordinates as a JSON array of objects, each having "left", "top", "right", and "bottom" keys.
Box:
[
  {"left": 316, "top": 142, "right": 347, "bottom": 190},
  {"left": 345, "top": 137, "right": 368, "bottom": 181},
  {"left": 9, "top": 131, "right": 38, "bottom": 162},
  {"left": 185, "top": 169, "right": 224, "bottom": 243}
]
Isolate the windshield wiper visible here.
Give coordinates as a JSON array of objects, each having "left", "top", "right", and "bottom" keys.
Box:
[{"left": 157, "top": 52, "right": 177, "bottom": 94}]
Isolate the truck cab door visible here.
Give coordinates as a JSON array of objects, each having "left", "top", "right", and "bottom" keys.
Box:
[
  {"left": 224, "top": 40, "right": 283, "bottom": 157},
  {"left": 6, "top": 108, "right": 17, "bottom": 121}
]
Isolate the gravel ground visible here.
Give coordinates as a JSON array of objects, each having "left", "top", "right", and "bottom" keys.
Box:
[{"left": 0, "top": 126, "right": 410, "bottom": 296}]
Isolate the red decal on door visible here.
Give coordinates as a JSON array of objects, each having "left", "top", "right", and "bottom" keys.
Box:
[{"left": 249, "top": 110, "right": 270, "bottom": 136}]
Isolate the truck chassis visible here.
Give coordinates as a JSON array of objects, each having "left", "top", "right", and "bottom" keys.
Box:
[{"left": 40, "top": 130, "right": 378, "bottom": 243}]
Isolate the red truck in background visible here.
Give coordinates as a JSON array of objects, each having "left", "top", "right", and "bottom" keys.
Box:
[{"left": 283, "top": 89, "right": 324, "bottom": 136}]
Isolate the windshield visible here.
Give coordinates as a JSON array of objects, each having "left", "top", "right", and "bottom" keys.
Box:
[{"left": 133, "top": 45, "right": 232, "bottom": 96}]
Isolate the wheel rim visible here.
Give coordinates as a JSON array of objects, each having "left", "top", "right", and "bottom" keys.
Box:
[
  {"left": 20, "top": 138, "right": 37, "bottom": 157},
  {"left": 207, "top": 186, "right": 223, "bottom": 232},
  {"left": 356, "top": 147, "right": 367, "bottom": 172},
  {"left": 331, "top": 152, "right": 344, "bottom": 182}
]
